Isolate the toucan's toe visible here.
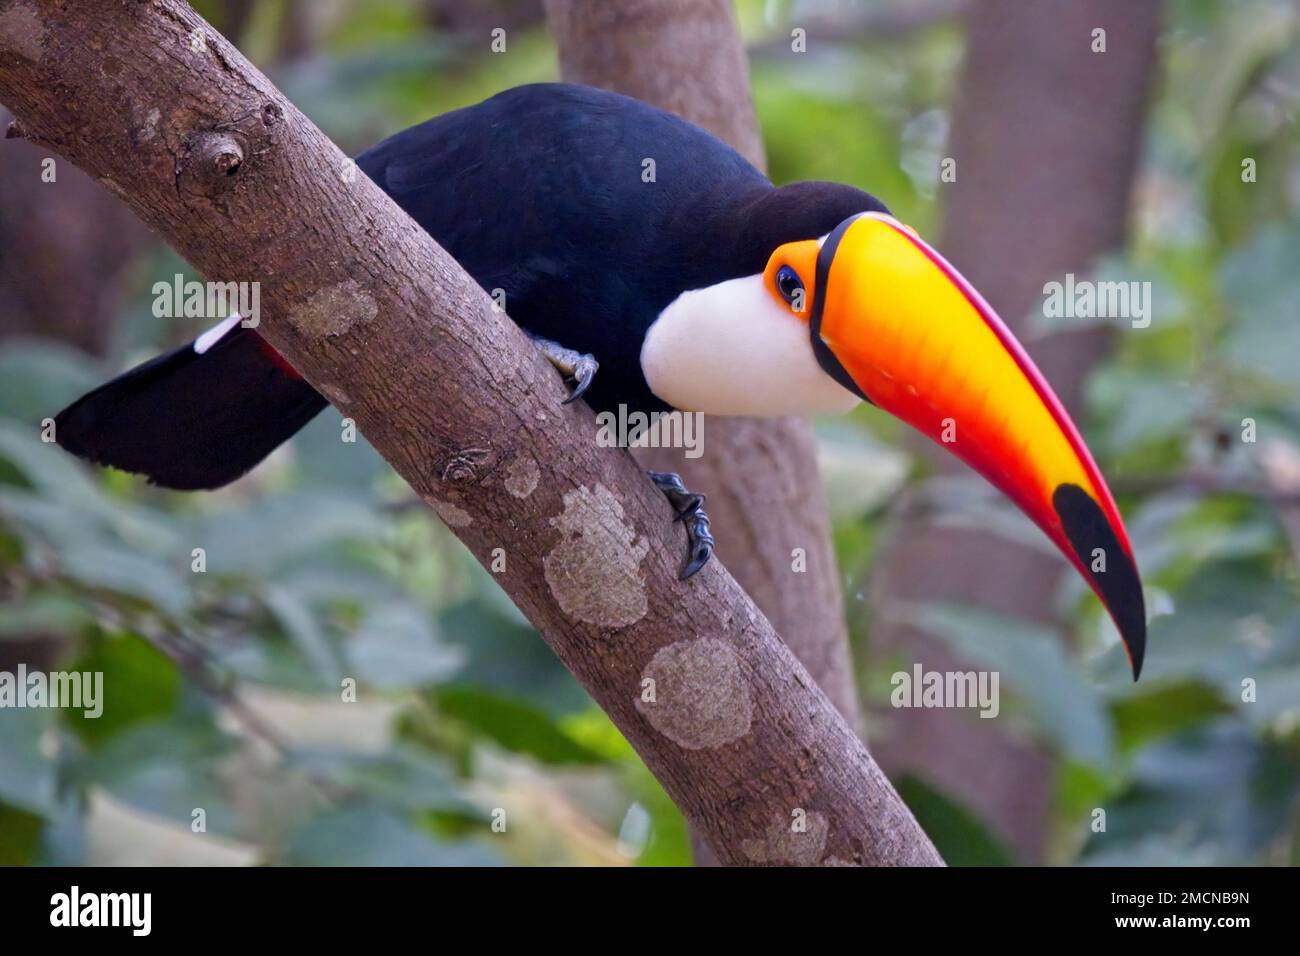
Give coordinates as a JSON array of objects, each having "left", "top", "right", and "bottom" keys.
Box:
[
  {"left": 648, "top": 470, "right": 714, "bottom": 580},
  {"left": 680, "top": 538, "right": 713, "bottom": 581},
  {"left": 562, "top": 355, "right": 599, "bottom": 405}
]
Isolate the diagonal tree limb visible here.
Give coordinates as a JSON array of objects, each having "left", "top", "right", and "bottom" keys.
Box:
[{"left": 0, "top": 0, "right": 938, "bottom": 866}]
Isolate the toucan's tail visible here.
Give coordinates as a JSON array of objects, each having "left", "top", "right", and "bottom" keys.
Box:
[{"left": 54, "top": 316, "right": 328, "bottom": 490}]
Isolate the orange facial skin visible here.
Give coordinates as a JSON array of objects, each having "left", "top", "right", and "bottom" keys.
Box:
[{"left": 763, "top": 238, "right": 820, "bottom": 316}]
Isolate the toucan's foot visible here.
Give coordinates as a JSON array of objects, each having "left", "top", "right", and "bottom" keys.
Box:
[
  {"left": 531, "top": 334, "right": 598, "bottom": 405},
  {"left": 648, "top": 470, "right": 714, "bottom": 580}
]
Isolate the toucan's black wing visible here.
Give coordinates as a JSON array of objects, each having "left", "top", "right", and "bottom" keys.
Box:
[{"left": 355, "top": 83, "right": 772, "bottom": 413}]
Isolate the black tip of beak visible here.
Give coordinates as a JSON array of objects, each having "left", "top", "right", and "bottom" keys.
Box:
[{"left": 1052, "top": 483, "right": 1147, "bottom": 680}]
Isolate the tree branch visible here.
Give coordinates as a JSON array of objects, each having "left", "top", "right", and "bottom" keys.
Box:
[{"left": 0, "top": 0, "right": 938, "bottom": 866}]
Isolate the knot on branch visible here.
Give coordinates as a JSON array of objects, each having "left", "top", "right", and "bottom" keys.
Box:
[
  {"left": 178, "top": 129, "right": 247, "bottom": 197},
  {"left": 439, "top": 446, "right": 493, "bottom": 482}
]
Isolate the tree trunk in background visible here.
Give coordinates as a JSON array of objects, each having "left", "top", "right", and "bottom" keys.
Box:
[
  {"left": 0, "top": 0, "right": 263, "bottom": 358},
  {"left": 544, "top": 0, "right": 861, "bottom": 866},
  {"left": 425, "top": 0, "right": 544, "bottom": 34},
  {"left": 214, "top": 0, "right": 255, "bottom": 46},
  {"left": 276, "top": 0, "right": 313, "bottom": 63},
  {"left": 0, "top": 108, "right": 149, "bottom": 354},
  {"left": 867, "top": 0, "right": 1161, "bottom": 863},
  {"left": 1, "top": 0, "right": 940, "bottom": 868},
  {"left": 545, "top": 0, "right": 765, "bottom": 168}
]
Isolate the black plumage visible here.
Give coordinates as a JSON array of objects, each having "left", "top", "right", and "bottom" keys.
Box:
[
  {"left": 54, "top": 83, "right": 884, "bottom": 487},
  {"left": 358, "top": 83, "right": 886, "bottom": 413}
]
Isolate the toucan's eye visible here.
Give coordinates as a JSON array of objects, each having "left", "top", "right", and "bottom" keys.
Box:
[{"left": 775, "top": 265, "right": 804, "bottom": 307}]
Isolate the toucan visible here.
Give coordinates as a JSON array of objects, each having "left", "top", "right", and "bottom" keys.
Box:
[{"left": 52, "top": 83, "right": 1147, "bottom": 678}]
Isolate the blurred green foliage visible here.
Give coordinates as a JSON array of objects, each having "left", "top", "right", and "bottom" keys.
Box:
[{"left": 1, "top": 0, "right": 1298, "bottom": 866}]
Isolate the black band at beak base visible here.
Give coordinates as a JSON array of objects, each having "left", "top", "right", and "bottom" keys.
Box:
[{"left": 809, "top": 213, "right": 872, "bottom": 405}]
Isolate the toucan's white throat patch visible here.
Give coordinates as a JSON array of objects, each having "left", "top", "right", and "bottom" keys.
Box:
[{"left": 640, "top": 274, "right": 861, "bottom": 417}]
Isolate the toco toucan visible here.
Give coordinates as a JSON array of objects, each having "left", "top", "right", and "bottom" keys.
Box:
[{"left": 53, "top": 83, "right": 1147, "bottom": 677}]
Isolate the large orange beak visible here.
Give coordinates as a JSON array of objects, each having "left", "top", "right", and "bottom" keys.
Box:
[{"left": 791, "top": 212, "right": 1146, "bottom": 678}]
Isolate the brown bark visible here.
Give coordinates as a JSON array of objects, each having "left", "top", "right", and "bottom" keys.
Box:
[
  {"left": 544, "top": 0, "right": 861, "bottom": 865},
  {"left": 425, "top": 0, "right": 544, "bottom": 35},
  {"left": 545, "top": 0, "right": 765, "bottom": 169},
  {"left": 867, "top": 0, "right": 1161, "bottom": 862},
  {"left": 0, "top": 0, "right": 938, "bottom": 866}
]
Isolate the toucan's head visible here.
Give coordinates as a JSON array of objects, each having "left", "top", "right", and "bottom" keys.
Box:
[{"left": 642, "top": 188, "right": 1146, "bottom": 678}]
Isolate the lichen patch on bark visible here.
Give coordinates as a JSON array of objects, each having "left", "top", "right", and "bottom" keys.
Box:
[
  {"left": 504, "top": 454, "right": 540, "bottom": 498},
  {"left": 636, "top": 637, "right": 753, "bottom": 749},
  {"left": 0, "top": 2, "right": 44, "bottom": 61},
  {"left": 137, "top": 106, "right": 161, "bottom": 142},
  {"left": 544, "top": 483, "right": 648, "bottom": 628},
  {"left": 289, "top": 279, "right": 378, "bottom": 338},
  {"left": 426, "top": 497, "right": 472, "bottom": 528},
  {"left": 740, "top": 810, "right": 829, "bottom": 865}
]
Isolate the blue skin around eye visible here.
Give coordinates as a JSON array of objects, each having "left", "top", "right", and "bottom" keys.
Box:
[{"left": 777, "top": 265, "right": 803, "bottom": 302}]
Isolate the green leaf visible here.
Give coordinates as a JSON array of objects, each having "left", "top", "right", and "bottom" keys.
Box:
[
  {"left": 1081, "top": 720, "right": 1300, "bottom": 864},
  {"left": 0, "top": 422, "right": 107, "bottom": 504},
  {"left": 1111, "top": 680, "right": 1233, "bottom": 753},
  {"left": 435, "top": 686, "right": 608, "bottom": 766},
  {"left": 0, "top": 803, "right": 43, "bottom": 866},
  {"left": 291, "top": 408, "right": 388, "bottom": 489},
  {"left": 1219, "top": 222, "right": 1300, "bottom": 394},
  {"left": 280, "top": 803, "right": 500, "bottom": 866},
  {"left": 348, "top": 604, "right": 463, "bottom": 689},
  {"left": 262, "top": 585, "right": 343, "bottom": 686},
  {"left": 1087, "top": 366, "right": 1206, "bottom": 455},
  {"left": 285, "top": 747, "right": 477, "bottom": 815},
  {"left": 906, "top": 603, "right": 1115, "bottom": 767},
  {"left": 439, "top": 601, "right": 590, "bottom": 716},
  {"left": 189, "top": 491, "right": 382, "bottom": 578},
  {"left": 815, "top": 421, "right": 910, "bottom": 521},
  {"left": 57, "top": 542, "right": 190, "bottom": 618},
  {"left": 66, "top": 632, "right": 181, "bottom": 746},
  {"left": 0, "top": 340, "right": 103, "bottom": 424},
  {"left": 0, "top": 591, "right": 96, "bottom": 639},
  {"left": 896, "top": 775, "right": 1015, "bottom": 866},
  {"left": 0, "top": 707, "right": 58, "bottom": 815},
  {"left": 73, "top": 718, "right": 241, "bottom": 837}
]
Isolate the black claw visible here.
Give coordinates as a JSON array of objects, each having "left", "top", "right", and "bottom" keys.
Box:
[
  {"left": 649, "top": 470, "right": 714, "bottom": 580},
  {"left": 672, "top": 494, "right": 704, "bottom": 521},
  {"left": 530, "top": 334, "right": 599, "bottom": 407},
  {"left": 679, "top": 535, "right": 714, "bottom": 580},
  {"left": 561, "top": 358, "right": 598, "bottom": 405}
]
